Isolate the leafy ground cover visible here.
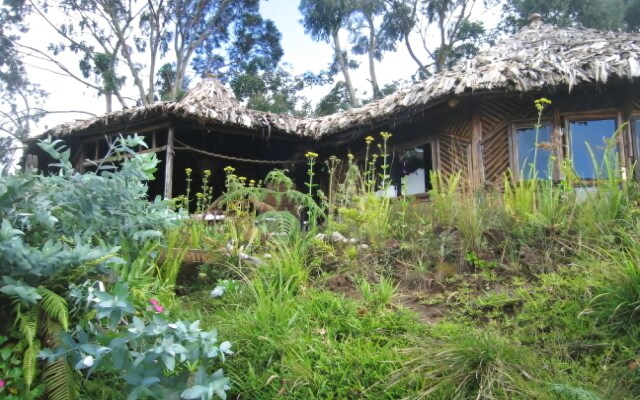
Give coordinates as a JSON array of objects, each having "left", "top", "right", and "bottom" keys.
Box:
[{"left": 2, "top": 127, "right": 640, "bottom": 399}]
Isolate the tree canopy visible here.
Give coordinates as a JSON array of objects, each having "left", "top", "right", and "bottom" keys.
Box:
[
  {"left": 501, "top": 0, "right": 640, "bottom": 32},
  {"left": 299, "top": 0, "right": 360, "bottom": 107},
  {"left": 27, "top": 0, "right": 284, "bottom": 110},
  {"left": 0, "top": 0, "right": 46, "bottom": 174}
]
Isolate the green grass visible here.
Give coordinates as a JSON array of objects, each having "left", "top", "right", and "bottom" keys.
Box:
[
  {"left": 143, "top": 162, "right": 640, "bottom": 399},
  {"left": 167, "top": 189, "right": 640, "bottom": 399}
]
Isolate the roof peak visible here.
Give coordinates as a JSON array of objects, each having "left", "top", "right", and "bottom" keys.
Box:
[
  {"left": 179, "top": 77, "right": 240, "bottom": 110},
  {"left": 528, "top": 12, "right": 543, "bottom": 28}
]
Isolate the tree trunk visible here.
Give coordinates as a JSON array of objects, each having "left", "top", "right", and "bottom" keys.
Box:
[
  {"left": 405, "top": 34, "right": 428, "bottom": 77},
  {"left": 366, "top": 14, "right": 381, "bottom": 98},
  {"left": 105, "top": 91, "right": 113, "bottom": 113},
  {"left": 435, "top": 8, "right": 448, "bottom": 73},
  {"left": 332, "top": 29, "right": 358, "bottom": 107}
]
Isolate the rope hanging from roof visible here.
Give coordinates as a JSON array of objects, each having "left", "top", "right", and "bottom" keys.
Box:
[{"left": 173, "top": 139, "right": 306, "bottom": 165}]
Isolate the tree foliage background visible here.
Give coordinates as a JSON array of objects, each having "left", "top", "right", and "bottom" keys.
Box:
[{"left": 2, "top": 0, "right": 640, "bottom": 153}]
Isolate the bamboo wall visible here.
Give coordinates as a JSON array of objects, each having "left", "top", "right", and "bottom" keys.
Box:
[
  {"left": 435, "top": 101, "right": 471, "bottom": 179},
  {"left": 479, "top": 96, "right": 537, "bottom": 182},
  {"left": 384, "top": 83, "right": 640, "bottom": 189}
]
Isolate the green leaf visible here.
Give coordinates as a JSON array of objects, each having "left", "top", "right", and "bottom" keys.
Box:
[
  {"left": 18, "top": 308, "right": 38, "bottom": 345},
  {"left": 181, "top": 385, "right": 209, "bottom": 399},
  {"left": 1, "top": 346, "right": 12, "bottom": 360},
  {"left": 37, "top": 287, "right": 69, "bottom": 330},
  {"left": 162, "top": 354, "right": 176, "bottom": 371},
  {"left": 43, "top": 359, "right": 80, "bottom": 400},
  {"left": 23, "top": 339, "right": 40, "bottom": 386},
  {"left": 1, "top": 278, "right": 42, "bottom": 305}
]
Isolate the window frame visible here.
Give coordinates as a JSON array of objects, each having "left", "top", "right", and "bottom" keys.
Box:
[
  {"left": 630, "top": 114, "right": 640, "bottom": 178},
  {"left": 391, "top": 138, "right": 440, "bottom": 198},
  {"left": 509, "top": 119, "right": 554, "bottom": 180},
  {"left": 564, "top": 113, "right": 621, "bottom": 182}
]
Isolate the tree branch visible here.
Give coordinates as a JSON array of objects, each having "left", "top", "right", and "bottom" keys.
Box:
[{"left": 12, "top": 41, "right": 102, "bottom": 91}]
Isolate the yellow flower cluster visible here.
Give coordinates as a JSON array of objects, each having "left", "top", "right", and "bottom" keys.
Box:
[
  {"left": 185, "top": 168, "right": 193, "bottom": 175},
  {"left": 223, "top": 166, "right": 235, "bottom": 173},
  {"left": 305, "top": 151, "right": 319, "bottom": 159},
  {"left": 380, "top": 132, "right": 392, "bottom": 140},
  {"left": 534, "top": 98, "right": 552, "bottom": 112},
  {"left": 365, "top": 136, "right": 374, "bottom": 144}
]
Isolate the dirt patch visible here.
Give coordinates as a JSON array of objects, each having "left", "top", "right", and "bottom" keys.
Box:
[
  {"left": 396, "top": 293, "right": 449, "bottom": 325},
  {"left": 325, "top": 273, "right": 360, "bottom": 299}
]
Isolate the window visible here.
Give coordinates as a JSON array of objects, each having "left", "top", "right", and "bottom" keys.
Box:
[
  {"left": 568, "top": 119, "right": 617, "bottom": 179},
  {"left": 633, "top": 118, "right": 640, "bottom": 166},
  {"left": 392, "top": 143, "right": 436, "bottom": 196},
  {"left": 513, "top": 124, "right": 553, "bottom": 179}
]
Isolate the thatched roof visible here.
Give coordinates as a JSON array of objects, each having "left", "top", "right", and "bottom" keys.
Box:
[
  {"left": 298, "top": 17, "right": 640, "bottom": 137},
  {"left": 40, "top": 17, "right": 640, "bottom": 141},
  {"left": 40, "top": 78, "right": 304, "bottom": 139}
]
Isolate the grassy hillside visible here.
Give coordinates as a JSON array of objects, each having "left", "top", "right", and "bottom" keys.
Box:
[{"left": 2, "top": 132, "right": 639, "bottom": 399}]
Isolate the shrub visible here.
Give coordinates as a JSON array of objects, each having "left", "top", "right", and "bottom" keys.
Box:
[{"left": 41, "top": 282, "right": 232, "bottom": 399}]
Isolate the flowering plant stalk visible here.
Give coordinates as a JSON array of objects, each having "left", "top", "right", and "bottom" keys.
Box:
[
  {"left": 325, "top": 155, "right": 341, "bottom": 222},
  {"left": 379, "top": 132, "right": 393, "bottom": 192},
  {"left": 364, "top": 136, "right": 374, "bottom": 193},
  {"left": 185, "top": 168, "right": 193, "bottom": 209},
  {"left": 305, "top": 152, "right": 319, "bottom": 196}
]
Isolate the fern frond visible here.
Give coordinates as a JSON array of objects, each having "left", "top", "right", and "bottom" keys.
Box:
[
  {"left": 23, "top": 339, "right": 40, "bottom": 386},
  {"left": 44, "top": 359, "right": 80, "bottom": 400},
  {"left": 37, "top": 287, "right": 69, "bottom": 330},
  {"left": 256, "top": 211, "right": 300, "bottom": 238},
  {"left": 18, "top": 308, "right": 38, "bottom": 345}
]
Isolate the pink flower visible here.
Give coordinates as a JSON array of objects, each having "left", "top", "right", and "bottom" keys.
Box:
[
  {"left": 149, "top": 299, "right": 164, "bottom": 313},
  {"left": 0, "top": 379, "right": 5, "bottom": 387}
]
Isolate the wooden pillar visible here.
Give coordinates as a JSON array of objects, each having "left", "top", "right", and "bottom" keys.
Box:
[
  {"left": 24, "top": 154, "right": 38, "bottom": 171},
  {"left": 164, "top": 126, "right": 175, "bottom": 199},
  {"left": 622, "top": 88, "right": 634, "bottom": 179},
  {"left": 470, "top": 99, "right": 484, "bottom": 188},
  {"left": 552, "top": 106, "right": 563, "bottom": 181},
  {"left": 73, "top": 143, "right": 86, "bottom": 172}
]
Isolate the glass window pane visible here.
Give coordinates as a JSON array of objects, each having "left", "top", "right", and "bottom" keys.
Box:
[
  {"left": 515, "top": 125, "right": 552, "bottom": 179},
  {"left": 569, "top": 119, "right": 617, "bottom": 179},
  {"left": 635, "top": 119, "right": 640, "bottom": 163},
  {"left": 401, "top": 147, "right": 426, "bottom": 195},
  {"left": 405, "top": 168, "right": 426, "bottom": 195}
]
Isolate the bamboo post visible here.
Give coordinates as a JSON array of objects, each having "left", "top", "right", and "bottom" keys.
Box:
[
  {"left": 164, "top": 126, "right": 175, "bottom": 199},
  {"left": 470, "top": 99, "right": 484, "bottom": 188},
  {"left": 552, "top": 106, "right": 563, "bottom": 181},
  {"left": 622, "top": 88, "right": 634, "bottom": 179},
  {"left": 74, "top": 143, "right": 86, "bottom": 172}
]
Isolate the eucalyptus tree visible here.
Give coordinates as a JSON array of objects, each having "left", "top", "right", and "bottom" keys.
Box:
[
  {"left": 384, "top": 0, "right": 492, "bottom": 76},
  {"left": 299, "top": 0, "right": 360, "bottom": 107},
  {"left": 349, "top": 0, "right": 406, "bottom": 99},
  {"left": 501, "top": 0, "right": 640, "bottom": 32},
  {"left": 25, "top": 0, "right": 283, "bottom": 111},
  {"left": 315, "top": 81, "right": 353, "bottom": 116},
  {"left": 230, "top": 65, "right": 311, "bottom": 115},
  {"left": 0, "top": 0, "right": 46, "bottom": 173}
]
